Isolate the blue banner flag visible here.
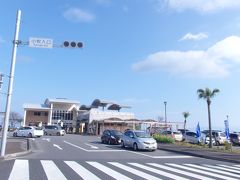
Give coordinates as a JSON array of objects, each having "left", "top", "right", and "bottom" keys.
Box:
[
  {"left": 224, "top": 120, "right": 230, "bottom": 140},
  {"left": 196, "top": 122, "right": 201, "bottom": 140}
]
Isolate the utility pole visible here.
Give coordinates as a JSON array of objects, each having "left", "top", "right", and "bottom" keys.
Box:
[
  {"left": 1, "top": 10, "right": 21, "bottom": 157},
  {"left": 164, "top": 101, "right": 167, "bottom": 129},
  {"left": 164, "top": 101, "right": 167, "bottom": 123}
]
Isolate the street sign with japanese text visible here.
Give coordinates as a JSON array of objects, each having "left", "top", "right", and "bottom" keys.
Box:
[{"left": 29, "top": 37, "right": 53, "bottom": 48}]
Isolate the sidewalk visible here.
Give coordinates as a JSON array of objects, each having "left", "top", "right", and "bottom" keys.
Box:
[
  {"left": 0, "top": 138, "right": 30, "bottom": 159},
  {"left": 158, "top": 143, "right": 240, "bottom": 164}
]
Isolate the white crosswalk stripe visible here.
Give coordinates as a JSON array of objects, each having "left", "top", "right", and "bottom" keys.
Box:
[
  {"left": 109, "top": 162, "right": 161, "bottom": 180},
  {"left": 7, "top": 159, "right": 240, "bottom": 180},
  {"left": 87, "top": 161, "right": 133, "bottom": 180},
  {"left": 8, "top": 159, "right": 29, "bottom": 180},
  {"left": 217, "top": 164, "right": 240, "bottom": 170},
  {"left": 148, "top": 163, "right": 215, "bottom": 180},
  {"left": 41, "top": 160, "right": 67, "bottom": 180},
  {"left": 203, "top": 164, "right": 240, "bottom": 174},
  {"left": 65, "top": 161, "right": 101, "bottom": 180},
  {"left": 184, "top": 164, "right": 240, "bottom": 179},
  {"left": 168, "top": 163, "right": 239, "bottom": 180},
  {"left": 129, "top": 162, "right": 189, "bottom": 180}
]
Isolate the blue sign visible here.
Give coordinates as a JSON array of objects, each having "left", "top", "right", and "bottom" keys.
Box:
[{"left": 224, "top": 120, "right": 230, "bottom": 140}]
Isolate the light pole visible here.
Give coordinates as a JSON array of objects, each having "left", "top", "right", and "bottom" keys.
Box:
[
  {"left": 1, "top": 9, "right": 21, "bottom": 157},
  {"left": 164, "top": 101, "right": 167, "bottom": 124}
]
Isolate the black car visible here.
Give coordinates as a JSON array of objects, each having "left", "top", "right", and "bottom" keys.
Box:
[
  {"left": 101, "top": 129, "right": 123, "bottom": 145},
  {"left": 229, "top": 133, "right": 240, "bottom": 145}
]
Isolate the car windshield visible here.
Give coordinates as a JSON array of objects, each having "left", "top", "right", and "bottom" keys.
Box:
[
  {"left": 111, "top": 130, "right": 122, "bottom": 136},
  {"left": 220, "top": 132, "right": 226, "bottom": 137},
  {"left": 134, "top": 131, "right": 151, "bottom": 138},
  {"left": 173, "top": 132, "right": 181, "bottom": 135}
]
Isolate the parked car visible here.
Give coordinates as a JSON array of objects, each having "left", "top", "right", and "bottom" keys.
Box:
[
  {"left": 13, "top": 126, "right": 44, "bottom": 138},
  {"left": 204, "top": 133, "right": 216, "bottom": 145},
  {"left": 43, "top": 125, "right": 65, "bottom": 136},
  {"left": 202, "top": 130, "right": 226, "bottom": 145},
  {"left": 101, "top": 129, "right": 123, "bottom": 144},
  {"left": 161, "top": 130, "right": 183, "bottom": 141},
  {"left": 229, "top": 133, "right": 240, "bottom": 145},
  {"left": 177, "top": 129, "right": 190, "bottom": 135},
  {"left": 183, "top": 131, "right": 204, "bottom": 144},
  {"left": 121, "top": 130, "right": 157, "bottom": 151}
]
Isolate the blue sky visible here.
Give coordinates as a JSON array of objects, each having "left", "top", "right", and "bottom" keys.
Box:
[{"left": 1, "top": 0, "right": 240, "bottom": 131}]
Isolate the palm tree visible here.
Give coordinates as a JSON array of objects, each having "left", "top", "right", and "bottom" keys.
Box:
[
  {"left": 182, "top": 112, "right": 190, "bottom": 137},
  {"left": 197, "top": 88, "right": 220, "bottom": 148}
]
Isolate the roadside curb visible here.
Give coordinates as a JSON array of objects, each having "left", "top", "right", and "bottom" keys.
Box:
[
  {"left": 158, "top": 145, "right": 240, "bottom": 164},
  {"left": 0, "top": 138, "right": 32, "bottom": 160}
]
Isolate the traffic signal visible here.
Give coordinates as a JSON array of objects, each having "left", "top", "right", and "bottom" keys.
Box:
[{"left": 63, "top": 41, "right": 83, "bottom": 48}]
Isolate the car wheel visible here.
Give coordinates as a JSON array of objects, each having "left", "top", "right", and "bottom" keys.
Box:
[
  {"left": 57, "top": 132, "right": 60, "bottom": 136},
  {"left": 108, "top": 139, "right": 111, "bottom": 145},
  {"left": 13, "top": 132, "right": 17, "bottom": 137},
  {"left": 121, "top": 141, "right": 125, "bottom": 148},
  {"left": 216, "top": 141, "right": 220, "bottom": 146},
  {"left": 133, "top": 143, "right": 138, "bottom": 151},
  {"left": 28, "top": 133, "right": 32, "bottom": 138}
]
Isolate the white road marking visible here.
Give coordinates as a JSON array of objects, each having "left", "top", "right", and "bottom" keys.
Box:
[
  {"left": 42, "top": 138, "right": 51, "bottom": 142},
  {"left": 185, "top": 164, "right": 240, "bottom": 178},
  {"left": 8, "top": 160, "right": 29, "bottom": 180},
  {"left": 168, "top": 163, "right": 239, "bottom": 180},
  {"left": 65, "top": 161, "right": 101, "bottom": 180},
  {"left": 217, "top": 164, "right": 240, "bottom": 170},
  {"left": 84, "top": 143, "right": 99, "bottom": 149},
  {"left": 203, "top": 164, "right": 240, "bottom": 174},
  {"left": 41, "top": 160, "right": 67, "bottom": 180},
  {"left": 234, "top": 164, "right": 240, "bottom": 167},
  {"left": 128, "top": 150, "right": 193, "bottom": 159},
  {"left": 64, "top": 141, "right": 125, "bottom": 152},
  {"left": 129, "top": 163, "right": 189, "bottom": 180},
  {"left": 53, "top": 144, "right": 63, "bottom": 150},
  {"left": 88, "top": 161, "right": 133, "bottom": 180},
  {"left": 148, "top": 163, "right": 215, "bottom": 180},
  {"left": 109, "top": 162, "right": 162, "bottom": 180}
]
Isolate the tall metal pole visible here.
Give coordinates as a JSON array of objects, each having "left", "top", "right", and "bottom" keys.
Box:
[
  {"left": 1, "top": 10, "right": 21, "bottom": 157},
  {"left": 164, "top": 101, "right": 167, "bottom": 123}
]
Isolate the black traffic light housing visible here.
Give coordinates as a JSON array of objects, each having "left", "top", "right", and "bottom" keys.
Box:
[{"left": 63, "top": 41, "right": 83, "bottom": 48}]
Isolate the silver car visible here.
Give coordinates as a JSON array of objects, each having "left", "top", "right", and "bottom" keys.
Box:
[
  {"left": 121, "top": 130, "right": 157, "bottom": 151},
  {"left": 183, "top": 131, "right": 205, "bottom": 144},
  {"left": 44, "top": 125, "right": 65, "bottom": 136}
]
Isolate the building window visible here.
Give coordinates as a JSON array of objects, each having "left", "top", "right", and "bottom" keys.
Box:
[
  {"left": 52, "top": 110, "right": 73, "bottom": 120},
  {"left": 34, "top": 112, "right": 41, "bottom": 116},
  {"left": 42, "top": 112, "right": 48, "bottom": 116}
]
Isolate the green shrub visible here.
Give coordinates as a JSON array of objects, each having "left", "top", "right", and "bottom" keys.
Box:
[
  {"left": 224, "top": 141, "right": 232, "bottom": 151},
  {"left": 153, "top": 134, "right": 175, "bottom": 144}
]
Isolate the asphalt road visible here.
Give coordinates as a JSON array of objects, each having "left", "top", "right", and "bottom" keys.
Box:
[{"left": 1, "top": 134, "right": 240, "bottom": 180}]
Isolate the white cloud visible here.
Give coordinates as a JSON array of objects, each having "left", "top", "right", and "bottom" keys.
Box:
[
  {"left": 161, "top": 0, "right": 240, "bottom": 13},
  {"left": 179, "top": 32, "right": 208, "bottom": 41},
  {"left": 132, "top": 36, "right": 240, "bottom": 78},
  {"left": 63, "top": 7, "right": 95, "bottom": 23}
]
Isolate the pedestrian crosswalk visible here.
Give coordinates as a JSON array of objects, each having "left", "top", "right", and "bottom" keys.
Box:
[{"left": 7, "top": 159, "right": 240, "bottom": 180}]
